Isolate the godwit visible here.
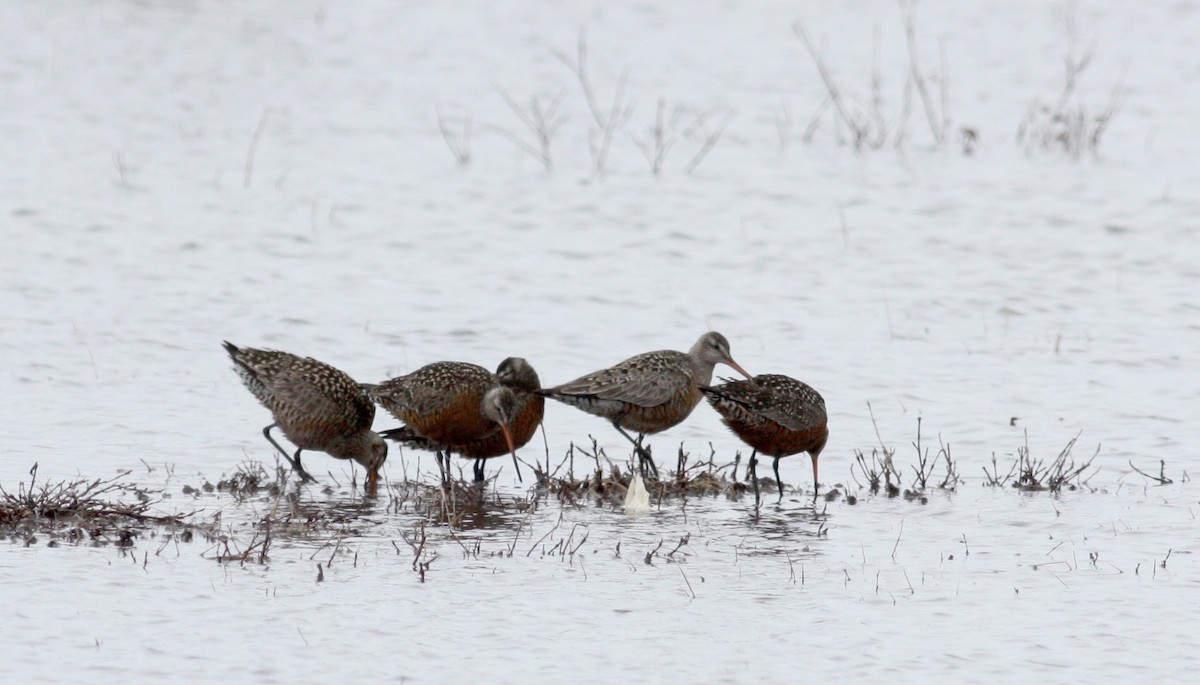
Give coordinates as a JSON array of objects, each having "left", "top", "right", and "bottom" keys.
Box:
[
  {"left": 539, "top": 332, "right": 751, "bottom": 477},
  {"left": 223, "top": 342, "right": 387, "bottom": 484},
  {"left": 367, "top": 358, "right": 543, "bottom": 483},
  {"left": 700, "top": 374, "right": 828, "bottom": 503}
]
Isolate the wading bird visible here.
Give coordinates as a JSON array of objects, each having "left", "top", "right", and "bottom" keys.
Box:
[
  {"left": 540, "top": 332, "right": 751, "bottom": 478},
  {"left": 223, "top": 341, "right": 387, "bottom": 484},
  {"left": 367, "top": 358, "right": 542, "bottom": 483},
  {"left": 701, "top": 374, "right": 828, "bottom": 503}
]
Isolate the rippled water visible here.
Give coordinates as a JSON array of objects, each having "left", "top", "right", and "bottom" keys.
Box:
[{"left": 2, "top": 0, "right": 1198, "bottom": 682}]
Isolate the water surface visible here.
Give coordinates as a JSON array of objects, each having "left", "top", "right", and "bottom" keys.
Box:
[{"left": 1, "top": 1, "right": 1198, "bottom": 682}]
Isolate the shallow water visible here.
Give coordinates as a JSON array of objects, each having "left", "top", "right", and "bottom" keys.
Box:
[
  {"left": 2, "top": 0, "right": 1199, "bottom": 682},
  {"left": 4, "top": 481, "right": 1195, "bottom": 683}
]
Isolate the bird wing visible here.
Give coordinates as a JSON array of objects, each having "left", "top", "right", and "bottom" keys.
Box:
[
  {"left": 761, "top": 377, "right": 826, "bottom": 432},
  {"left": 707, "top": 375, "right": 826, "bottom": 432},
  {"left": 759, "top": 402, "right": 822, "bottom": 433},
  {"left": 553, "top": 355, "right": 693, "bottom": 409},
  {"left": 370, "top": 363, "right": 483, "bottom": 413},
  {"left": 369, "top": 362, "right": 498, "bottom": 444},
  {"left": 276, "top": 360, "right": 376, "bottom": 431}
]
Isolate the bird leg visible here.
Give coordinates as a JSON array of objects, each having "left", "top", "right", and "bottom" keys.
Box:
[
  {"left": 262, "top": 424, "right": 315, "bottom": 482},
  {"left": 774, "top": 456, "right": 785, "bottom": 502},
  {"left": 810, "top": 452, "right": 820, "bottom": 496},
  {"left": 611, "top": 422, "right": 659, "bottom": 479},
  {"left": 748, "top": 450, "right": 761, "bottom": 508},
  {"left": 473, "top": 459, "right": 485, "bottom": 483},
  {"left": 635, "top": 434, "right": 658, "bottom": 480},
  {"left": 436, "top": 451, "right": 450, "bottom": 487}
]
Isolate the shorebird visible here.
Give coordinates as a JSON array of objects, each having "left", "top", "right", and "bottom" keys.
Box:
[
  {"left": 700, "top": 374, "right": 828, "bottom": 503},
  {"left": 539, "top": 332, "right": 751, "bottom": 477},
  {"left": 367, "top": 358, "right": 543, "bottom": 483},
  {"left": 222, "top": 342, "right": 387, "bottom": 484}
]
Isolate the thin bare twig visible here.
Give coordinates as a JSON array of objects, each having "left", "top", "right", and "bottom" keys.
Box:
[
  {"left": 900, "top": 0, "right": 945, "bottom": 145},
  {"left": 435, "top": 105, "right": 471, "bottom": 166},
  {"left": 684, "top": 109, "right": 736, "bottom": 174},
  {"left": 486, "top": 87, "right": 568, "bottom": 171},
  {"left": 633, "top": 97, "right": 675, "bottom": 175},
  {"left": 553, "top": 30, "right": 634, "bottom": 173},
  {"left": 243, "top": 107, "right": 272, "bottom": 189},
  {"left": 793, "top": 21, "right": 860, "bottom": 142}
]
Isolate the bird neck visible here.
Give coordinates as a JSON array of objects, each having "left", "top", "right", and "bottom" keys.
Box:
[{"left": 690, "top": 357, "right": 718, "bottom": 386}]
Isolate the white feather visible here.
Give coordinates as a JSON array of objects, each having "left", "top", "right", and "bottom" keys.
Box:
[{"left": 624, "top": 473, "right": 651, "bottom": 514}]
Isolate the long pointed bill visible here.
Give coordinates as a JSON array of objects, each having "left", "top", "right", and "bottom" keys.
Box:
[
  {"left": 723, "top": 357, "right": 753, "bottom": 380},
  {"left": 810, "top": 453, "right": 820, "bottom": 494},
  {"left": 502, "top": 423, "right": 523, "bottom": 483}
]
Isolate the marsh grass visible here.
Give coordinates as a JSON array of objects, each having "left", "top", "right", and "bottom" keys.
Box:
[
  {"left": 792, "top": 1, "right": 958, "bottom": 153},
  {"left": 0, "top": 464, "right": 185, "bottom": 545},
  {"left": 0, "top": 418, "right": 1129, "bottom": 554},
  {"left": 1016, "top": 4, "right": 1126, "bottom": 158},
  {"left": 854, "top": 415, "right": 1097, "bottom": 497},
  {"left": 530, "top": 439, "right": 748, "bottom": 508},
  {"left": 216, "top": 459, "right": 286, "bottom": 499},
  {"left": 370, "top": 440, "right": 747, "bottom": 529},
  {"left": 433, "top": 8, "right": 1131, "bottom": 170},
  {"left": 1012, "top": 430, "right": 1099, "bottom": 492}
]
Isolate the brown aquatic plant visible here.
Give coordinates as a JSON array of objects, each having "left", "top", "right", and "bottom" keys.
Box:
[
  {"left": 1013, "top": 430, "right": 1098, "bottom": 492},
  {"left": 1128, "top": 460, "right": 1173, "bottom": 486},
  {"left": 553, "top": 29, "right": 634, "bottom": 174},
  {"left": 533, "top": 440, "right": 744, "bottom": 508},
  {"left": 1015, "top": 3, "right": 1126, "bottom": 158},
  {"left": 1, "top": 464, "right": 185, "bottom": 544},
  {"left": 792, "top": 1, "right": 957, "bottom": 152},
  {"left": 909, "top": 418, "right": 960, "bottom": 491}
]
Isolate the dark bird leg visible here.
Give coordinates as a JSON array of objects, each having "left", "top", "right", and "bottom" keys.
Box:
[
  {"left": 436, "top": 451, "right": 450, "bottom": 487},
  {"left": 262, "top": 424, "right": 315, "bottom": 482},
  {"left": 810, "top": 451, "right": 821, "bottom": 497},
  {"left": 473, "top": 459, "right": 485, "bottom": 483},
  {"left": 611, "top": 421, "right": 659, "bottom": 479},
  {"left": 748, "top": 450, "right": 761, "bottom": 507},
  {"left": 773, "top": 456, "right": 785, "bottom": 502},
  {"left": 636, "top": 434, "right": 656, "bottom": 478}
]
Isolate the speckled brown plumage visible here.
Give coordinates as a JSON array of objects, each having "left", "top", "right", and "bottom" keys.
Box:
[
  {"left": 489, "top": 356, "right": 544, "bottom": 456},
  {"left": 540, "top": 332, "right": 751, "bottom": 476},
  {"left": 369, "top": 358, "right": 542, "bottom": 481},
  {"left": 372, "top": 362, "right": 500, "bottom": 446},
  {"left": 223, "top": 341, "right": 386, "bottom": 482},
  {"left": 701, "top": 373, "right": 828, "bottom": 497}
]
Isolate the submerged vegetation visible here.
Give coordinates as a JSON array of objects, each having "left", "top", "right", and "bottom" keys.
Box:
[
  {"left": 1, "top": 416, "right": 1183, "bottom": 556},
  {"left": 0, "top": 465, "right": 185, "bottom": 546}
]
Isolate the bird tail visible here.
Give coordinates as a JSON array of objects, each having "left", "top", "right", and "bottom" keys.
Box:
[
  {"left": 222, "top": 340, "right": 271, "bottom": 401},
  {"left": 379, "top": 426, "right": 437, "bottom": 451},
  {"left": 699, "top": 383, "right": 757, "bottom": 414}
]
